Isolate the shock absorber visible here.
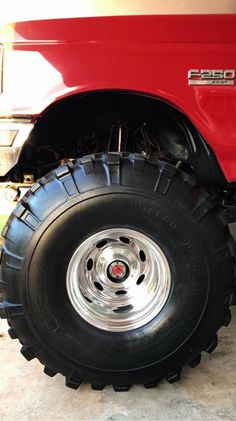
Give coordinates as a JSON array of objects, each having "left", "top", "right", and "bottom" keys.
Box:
[{"left": 107, "top": 122, "right": 128, "bottom": 152}]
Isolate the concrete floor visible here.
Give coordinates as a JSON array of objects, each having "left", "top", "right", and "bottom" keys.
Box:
[{"left": 1, "top": 193, "right": 236, "bottom": 420}]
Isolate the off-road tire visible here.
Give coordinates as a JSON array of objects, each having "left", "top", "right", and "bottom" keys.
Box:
[{"left": 0, "top": 153, "right": 235, "bottom": 390}]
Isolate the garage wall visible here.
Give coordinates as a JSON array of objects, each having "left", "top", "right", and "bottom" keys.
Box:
[{"left": 1, "top": 0, "right": 236, "bottom": 24}]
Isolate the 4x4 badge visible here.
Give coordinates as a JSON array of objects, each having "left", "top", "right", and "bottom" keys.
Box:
[{"left": 188, "top": 69, "right": 235, "bottom": 86}]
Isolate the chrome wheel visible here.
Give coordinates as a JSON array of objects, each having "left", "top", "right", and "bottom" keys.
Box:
[{"left": 66, "top": 228, "right": 171, "bottom": 332}]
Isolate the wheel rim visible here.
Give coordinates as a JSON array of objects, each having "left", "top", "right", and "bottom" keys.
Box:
[{"left": 66, "top": 228, "right": 171, "bottom": 332}]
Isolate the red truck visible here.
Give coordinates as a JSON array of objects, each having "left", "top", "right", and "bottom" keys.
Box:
[{"left": 0, "top": 11, "right": 236, "bottom": 390}]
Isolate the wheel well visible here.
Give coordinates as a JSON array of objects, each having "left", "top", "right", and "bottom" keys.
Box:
[{"left": 13, "top": 90, "right": 226, "bottom": 186}]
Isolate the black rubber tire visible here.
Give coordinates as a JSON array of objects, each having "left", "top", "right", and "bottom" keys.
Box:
[{"left": 0, "top": 153, "right": 235, "bottom": 390}]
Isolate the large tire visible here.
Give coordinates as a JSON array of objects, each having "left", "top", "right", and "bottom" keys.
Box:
[{"left": 0, "top": 153, "right": 235, "bottom": 390}]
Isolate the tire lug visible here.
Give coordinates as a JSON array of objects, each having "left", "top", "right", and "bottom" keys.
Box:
[
  {"left": 144, "top": 381, "right": 158, "bottom": 388},
  {"left": 44, "top": 366, "right": 57, "bottom": 377},
  {"left": 204, "top": 334, "right": 218, "bottom": 354},
  {"left": 113, "top": 385, "right": 130, "bottom": 392},
  {"left": 20, "top": 345, "right": 35, "bottom": 361},
  {"left": 226, "top": 290, "right": 235, "bottom": 305},
  {"left": 8, "top": 327, "right": 17, "bottom": 339},
  {"left": 65, "top": 374, "right": 81, "bottom": 390},
  {"left": 224, "top": 309, "right": 232, "bottom": 326},
  {"left": 91, "top": 384, "right": 105, "bottom": 390},
  {"left": 189, "top": 354, "right": 201, "bottom": 368},
  {"left": 167, "top": 370, "right": 181, "bottom": 383}
]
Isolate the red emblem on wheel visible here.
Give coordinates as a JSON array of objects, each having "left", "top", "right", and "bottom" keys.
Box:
[{"left": 109, "top": 261, "right": 126, "bottom": 279}]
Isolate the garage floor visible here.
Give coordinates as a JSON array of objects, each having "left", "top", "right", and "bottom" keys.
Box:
[{"left": 1, "top": 194, "right": 236, "bottom": 420}]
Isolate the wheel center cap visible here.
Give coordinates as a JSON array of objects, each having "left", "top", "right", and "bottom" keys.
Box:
[{"left": 108, "top": 260, "right": 128, "bottom": 282}]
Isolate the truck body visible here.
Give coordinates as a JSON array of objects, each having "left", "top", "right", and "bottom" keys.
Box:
[{"left": 1, "top": 8, "right": 236, "bottom": 390}]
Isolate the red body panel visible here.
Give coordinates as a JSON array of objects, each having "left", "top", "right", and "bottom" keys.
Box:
[{"left": 1, "top": 15, "right": 236, "bottom": 180}]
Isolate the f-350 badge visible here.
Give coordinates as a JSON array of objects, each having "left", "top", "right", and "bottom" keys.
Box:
[{"left": 188, "top": 69, "right": 235, "bottom": 86}]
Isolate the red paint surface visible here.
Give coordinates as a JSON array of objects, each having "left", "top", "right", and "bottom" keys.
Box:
[{"left": 1, "top": 15, "right": 236, "bottom": 180}]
